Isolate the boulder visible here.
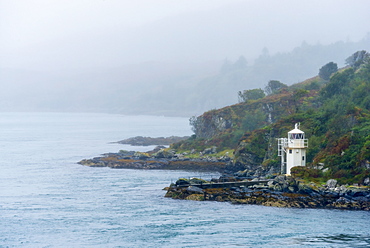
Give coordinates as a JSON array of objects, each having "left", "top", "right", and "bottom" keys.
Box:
[
  {"left": 176, "top": 178, "right": 190, "bottom": 186},
  {"left": 326, "top": 179, "right": 337, "bottom": 189},
  {"left": 274, "top": 175, "right": 287, "bottom": 184},
  {"left": 189, "top": 177, "right": 208, "bottom": 185},
  {"left": 153, "top": 149, "right": 175, "bottom": 158},
  {"left": 186, "top": 186, "right": 204, "bottom": 194},
  {"left": 133, "top": 152, "right": 150, "bottom": 159},
  {"left": 202, "top": 146, "right": 217, "bottom": 155},
  {"left": 364, "top": 177, "right": 370, "bottom": 186},
  {"left": 297, "top": 183, "right": 314, "bottom": 194}
]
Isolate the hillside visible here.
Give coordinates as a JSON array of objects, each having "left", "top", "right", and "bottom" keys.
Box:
[{"left": 171, "top": 51, "right": 370, "bottom": 185}]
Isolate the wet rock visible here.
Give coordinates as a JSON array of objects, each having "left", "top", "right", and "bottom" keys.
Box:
[{"left": 165, "top": 175, "right": 370, "bottom": 211}]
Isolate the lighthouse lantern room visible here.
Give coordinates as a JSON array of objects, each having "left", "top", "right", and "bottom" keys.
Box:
[{"left": 278, "top": 123, "right": 308, "bottom": 175}]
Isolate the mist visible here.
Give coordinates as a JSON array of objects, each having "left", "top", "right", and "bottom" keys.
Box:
[{"left": 1, "top": 0, "right": 370, "bottom": 116}]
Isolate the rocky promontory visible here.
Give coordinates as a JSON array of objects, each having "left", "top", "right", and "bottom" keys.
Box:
[
  {"left": 78, "top": 148, "right": 231, "bottom": 172},
  {"left": 115, "top": 136, "right": 189, "bottom": 146},
  {"left": 165, "top": 176, "right": 370, "bottom": 211}
]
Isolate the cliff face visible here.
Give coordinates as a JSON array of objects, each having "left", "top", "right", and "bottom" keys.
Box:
[
  {"left": 231, "top": 128, "right": 279, "bottom": 177},
  {"left": 191, "top": 87, "right": 316, "bottom": 140},
  {"left": 191, "top": 110, "right": 233, "bottom": 139}
]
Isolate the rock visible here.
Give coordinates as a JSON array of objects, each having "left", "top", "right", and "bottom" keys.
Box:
[
  {"left": 335, "top": 185, "right": 348, "bottom": 195},
  {"left": 364, "top": 177, "right": 370, "bottom": 186},
  {"left": 267, "top": 180, "right": 275, "bottom": 188},
  {"left": 185, "top": 194, "right": 204, "bottom": 201},
  {"left": 202, "top": 146, "right": 217, "bottom": 155},
  {"left": 288, "top": 186, "right": 296, "bottom": 193},
  {"left": 186, "top": 186, "right": 204, "bottom": 194},
  {"left": 153, "top": 149, "right": 175, "bottom": 159},
  {"left": 326, "top": 179, "right": 337, "bottom": 189},
  {"left": 274, "top": 175, "right": 287, "bottom": 184},
  {"left": 176, "top": 178, "right": 190, "bottom": 186},
  {"left": 235, "top": 169, "right": 248, "bottom": 177},
  {"left": 298, "top": 183, "right": 314, "bottom": 194},
  {"left": 322, "top": 168, "right": 329, "bottom": 173},
  {"left": 133, "top": 152, "right": 150, "bottom": 159},
  {"left": 148, "top": 146, "right": 166, "bottom": 154},
  {"left": 189, "top": 177, "right": 208, "bottom": 185},
  {"left": 166, "top": 178, "right": 370, "bottom": 210},
  {"left": 116, "top": 136, "right": 189, "bottom": 146}
]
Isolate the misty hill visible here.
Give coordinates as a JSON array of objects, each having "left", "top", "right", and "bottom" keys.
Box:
[
  {"left": 1, "top": 37, "right": 369, "bottom": 116},
  {"left": 171, "top": 50, "right": 370, "bottom": 185},
  {"left": 125, "top": 37, "right": 370, "bottom": 116}
]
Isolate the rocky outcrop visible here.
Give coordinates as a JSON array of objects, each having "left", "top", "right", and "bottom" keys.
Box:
[
  {"left": 190, "top": 90, "right": 302, "bottom": 140},
  {"left": 191, "top": 111, "right": 232, "bottom": 139},
  {"left": 165, "top": 175, "right": 370, "bottom": 211},
  {"left": 230, "top": 128, "right": 280, "bottom": 177},
  {"left": 115, "top": 136, "right": 189, "bottom": 146},
  {"left": 78, "top": 149, "right": 230, "bottom": 172}
]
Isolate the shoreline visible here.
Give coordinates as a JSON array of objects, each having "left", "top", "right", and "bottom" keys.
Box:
[
  {"left": 78, "top": 150, "right": 229, "bottom": 172},
  {"left": 165, "top": 175, "right": 370, "bottom": 211},
  {"left": 78, "top": 145, "right": 370, "bottom": 211}
]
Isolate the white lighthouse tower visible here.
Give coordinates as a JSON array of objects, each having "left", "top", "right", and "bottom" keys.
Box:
[{"left": 278, "top": 123, "right": 308, "bottom": 175}]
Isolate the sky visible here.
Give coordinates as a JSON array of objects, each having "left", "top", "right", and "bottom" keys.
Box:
[
  {"left": 1, "top": 0, "right": 370, "bottom": 71},
  {"left": 0, "top": 0, "right": 370, "bottom": 114}
]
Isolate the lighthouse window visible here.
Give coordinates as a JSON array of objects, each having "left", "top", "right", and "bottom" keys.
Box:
[
  {"left": 290, "top": 133, "right": 304, "bottom": 139},
  {"left": 302, "top": 156, "right": 305, "bottom": 161},
  {"left": 289, "top": 149, "right": 292, "bottom": 154}
]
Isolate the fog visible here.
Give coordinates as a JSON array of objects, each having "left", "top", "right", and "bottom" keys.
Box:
[{"left": 1, "top": 0, "right": 370, "bottom": 115}]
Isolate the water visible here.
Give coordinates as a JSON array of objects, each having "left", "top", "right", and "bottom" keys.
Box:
[{"left": 1, "top": 112, "right": 369, "bottom": 247}]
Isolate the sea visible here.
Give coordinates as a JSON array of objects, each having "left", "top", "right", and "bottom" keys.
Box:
[{"left": 0, "top": 112, "right": 369, "bottom": 248}]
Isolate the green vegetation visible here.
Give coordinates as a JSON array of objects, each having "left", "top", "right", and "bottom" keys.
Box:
[
  {"left": 319, "top": 62, "right": 338, "bottom": 80},
  {"left": 238, "top": 88, "right": 265, "bottom": 103},
  {"left": 172, "top": 50, "right": 370, "bottom": 185},
  {"left": 264, "top": 80, "right": 288, "bottom": 95}
]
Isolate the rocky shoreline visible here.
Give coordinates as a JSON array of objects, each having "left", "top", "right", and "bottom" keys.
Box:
[
  {"left": 78, "top": 139, "right": 370, "bottom": 211},
  {"left": 114, "top": 136, "right": 189, "bottom": 146},
  {"left": 165, "top": 176, "right": 370, "bottom": 211},
  {"left": 78, "top": 149, "right": 230, "bottom": 172}
]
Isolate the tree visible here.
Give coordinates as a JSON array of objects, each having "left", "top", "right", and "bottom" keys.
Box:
[
  {"left": 320, "top": 68, "right": 354, "bottom": 99},
  {"left": 319, "top": 62, "right": 338, "bottom": 80},
  {"left": 189, "top": 116, "right": 199, "bottom": 134},
  {"left": 233, "top": 56, "right": 248, "bottom": 70},
  {"left": 345, "top": 50, "right": 369, "bottom": 70},
  {"left": 238, "top": 88, "right": 265, "bottom": 102},
  {"left": 264, "top": 80, "right": 288, "bottom": 95}
]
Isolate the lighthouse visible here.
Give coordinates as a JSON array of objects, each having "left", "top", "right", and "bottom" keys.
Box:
[{"left": 278, "top": 123, "right": 308, "bottom": 175}]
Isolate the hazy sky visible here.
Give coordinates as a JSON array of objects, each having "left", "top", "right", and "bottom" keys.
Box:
[{"left": 1, "top": 0, "right": 370, "bottom": 72}]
